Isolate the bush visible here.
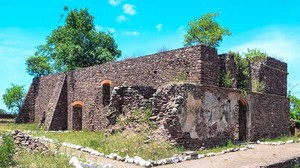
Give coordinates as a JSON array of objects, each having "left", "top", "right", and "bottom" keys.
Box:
[
  {"left": 252, "top": 80, "right": 266, "bottom": 93},
  {"left": 0, "top": 135, "right": 15, "bottom": 167},
  {"left": 231, "top": 52, "right": 249, "bottom": 90},
  {"left": 244, "top": 48, "right": 267, "bottom": 63},
  {"left": 219, "top": 71, "right": 234, "bottom": 88}
]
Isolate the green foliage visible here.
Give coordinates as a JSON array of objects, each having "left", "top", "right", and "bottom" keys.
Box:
[
  {"left": 231, "top": 51, "right": 250, "bottom": 90},
  {"left": 244, "top": 48, "right": 267, "bottom": 63},
  {"left": 0, "top": 135, "right": 15, "bottom": 167},
  {"left": 25, "top": 55, "right": 52, "bottom": 77},
  {"left": 197, "top": 139, "right": 241, "bottom": 155},
  {"left": 0, "top": 109, "right": 6, "bottom": 114},
  {"left": 36, "top": 8, "right": 121, "bottom": 72},
  {"left": 2, "top": 84, "right": 26, "bottom": 113},
  {"left": 27, "top": 130, "right": 184, "bottom": 160},
  {"left": 229, "top": 49, "right": 268, "bottom": 92},
  {"left": 0, "top": 123, "right": 44, "bottom": 132},
  {"left": 219, "top": 71, "right": 234, "bottom": 88},
  {"left": 184, "top": 12, "right": 231, "bottom": 48},
  {"left": 289, "top": 94, "right": 300, "bottom": 121},
  {"left": 15, "top": 150, "right": 71, "bottom": 168},
  {"left": 251, "top": 80, "right": 266, "bottom": 93},
  {"left": 259, "top": 135, "right": 299, "bottom": 143}
]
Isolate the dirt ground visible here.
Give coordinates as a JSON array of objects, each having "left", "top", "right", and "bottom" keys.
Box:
[{"left": 160, "top": 143, "right": 300, "bottom": 168}]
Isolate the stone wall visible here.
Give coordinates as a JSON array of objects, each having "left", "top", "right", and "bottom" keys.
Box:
[
  {"left": 18, "top": 44, "right": 290, "bottom": 146},
  {"left": 106, "top": 84, "right": 290, "bottom": 149},
  {"left": 16, "top": 78, "right": 39, "bottom": 123},
  {"left": 248, "top": 92, "right": 290, "bottom": 140},
  {"left": 21, "top": 44, "right": 219, "bottom": 130},
  {"left": 250, "top": 57, "right": 287, "bottom": 96}
]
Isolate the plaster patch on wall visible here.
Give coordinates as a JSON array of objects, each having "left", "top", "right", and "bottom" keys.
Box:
[{"left": 179, "top": 93, "right": 202, "bottom": 139}]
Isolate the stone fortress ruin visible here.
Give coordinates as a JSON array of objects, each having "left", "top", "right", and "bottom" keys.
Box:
[{"left": 17, "top": 44, "right": 290, "bottom": 148}]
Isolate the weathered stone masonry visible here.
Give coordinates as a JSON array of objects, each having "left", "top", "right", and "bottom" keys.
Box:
[{"left": 17, "top": 44, "right": 289, "bottom": 148}]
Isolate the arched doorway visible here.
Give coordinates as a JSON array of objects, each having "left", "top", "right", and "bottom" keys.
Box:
[
  {"left": 101, "top": 80, "right": 112, "bottom": 107},
  {"left": 238, "top": 100, "right": 247, "bottom": 141},
  {"left": 70, "top": 101, "right": 84, "bottom": 130}
]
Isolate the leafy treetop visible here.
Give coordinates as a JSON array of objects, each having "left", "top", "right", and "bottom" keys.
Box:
[
  {"left": 35, "top": 8, "right": 121, "bottom": 72},
  {"left": 25, "top": 55, "right": 52, "bottom": 78},
  {"left": 244, "top": 48, "right": 267, "bottom": 63},
  {"left": 184, "top": 12, "right": 231, "bottom": 48},
  {"left": 289, "top": 92, "right": 300, "bottom": 121},
  {"left": 2, "top": 84, "right": 26, "bottom": 113}
]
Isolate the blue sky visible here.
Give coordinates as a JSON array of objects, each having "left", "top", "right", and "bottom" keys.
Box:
[{"left": 0, "top": 0, "right": 299, "bottom": 111}]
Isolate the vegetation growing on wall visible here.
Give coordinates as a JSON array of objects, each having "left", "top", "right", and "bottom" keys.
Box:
[
  {"left": 116, "top": 108, "right": 156, "bottom": 132},
  {"left": 251, "top": 79, "right": 266, "bottom": 93},
  {"left": 219, "top": 71, "right": 234, "bottom": 88},
  {"left": 225, "top": 49, "right": 268, "bottom": 93},
  {"left": 244, "top": 48, "right": 267, "bottom": 63},
  {"left": 231, "top": 52, "right": 249, "bottom": 91},
  {"left": 171, "top": 71, "right": 189, "bottom": 84},
  {"left": 184, "top": 12, "right": 231, "bottom": 48}
]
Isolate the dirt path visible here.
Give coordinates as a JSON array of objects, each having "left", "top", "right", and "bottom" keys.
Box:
[
  {"left": 160, "top": 143, "right": 300, "bottom": 168},
  {"left": 41, "top": 138, "right": 300, "bottom": 168}
]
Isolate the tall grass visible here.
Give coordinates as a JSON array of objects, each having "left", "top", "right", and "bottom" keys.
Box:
[
  {"left": 32, "top": 131, "right": 184, "bottom": 160},
  {"left": 0, "top": 134, "right": 15, "bottom": 167},
  {"left": 0, "top": 123, "right": 44, "bottom": 132},
  {"left": 14, "top": 150, "right": 71, "bottom": 168}
]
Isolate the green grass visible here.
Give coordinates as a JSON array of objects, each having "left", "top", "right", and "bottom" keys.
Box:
[
  {"left": 0, "top": 123, "right": 45, "bottom": 132},
  {"left": 13, "top": 150, "right": 71, "bottom": 168},
  {"left": 0, "top": 123, "right": 250, "bottom": 161},
  {"left": 197, "top": 140, "right": 241, "bottom": 155},
  {"left": 32, "top": 131, "right": 184, "bottom": 160},
  {"left": 0, "top": 134, "right": 16, "bottom": 167},
  {"left": 259, "top": 135, "right": 299, "bottom": 142}
]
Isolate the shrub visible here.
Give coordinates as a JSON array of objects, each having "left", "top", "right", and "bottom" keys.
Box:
[
  {"left": 244, "top": 48, "right": 267, "bottom": 63},
  {"left": 219, "top": 71, "right": 234, "bottom": 88},
  {"left": 252, "top": 80, "right": 266, "bottom": 93},
  {"left": 231, "top": 51, "right": 249, "bottom": 91},
  {"left": 0, "top": 135, "right": 15, "bottom": 167}
]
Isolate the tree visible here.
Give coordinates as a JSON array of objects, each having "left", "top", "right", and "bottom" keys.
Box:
[
  {"left": 36, "top": 8, "right": 121, "bottom": 71},
  {"left": 289, "top": 93, "right": 300, "bottom": 121},
  {"left": 0, "top": 109, "right": 6, "bottom": 114},
  {"left": 25, "top": 55, "right": 52, "bottom": 77},
  {"left": 2, "top": 84, "right": 26, "bottom": 113},
  {"left": 184, "top": 12, "right": 231, "bottom": 48}
]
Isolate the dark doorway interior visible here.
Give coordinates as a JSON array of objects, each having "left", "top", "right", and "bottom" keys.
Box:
[
  {"left": 102, "top": 83, "right": 111, "bottom": 106},
  {"left": 73, "top": 105, "right": 82, "bottom": 130},
  {"left": 238, "top": 100, "right": 247, "bottom": 141}
]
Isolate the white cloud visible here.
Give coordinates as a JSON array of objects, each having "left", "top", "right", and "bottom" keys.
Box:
[
  {"left": 155, "top": 24, "right": 163, "bottom": 31},
  {"left": 95, "top": 25, "right": 116, "bottom": 34},
  {"left": 123, "top": 4, "right": 136, "bottom": 15},
  {"left": 116, "top": 15, "right": 128, "bottom": 23},
  {"left": 108, "top": 28, "right": 116, "bottom": 34},
  {"left": 124, "top": 31, "right": 140, "bottom": 36},
  {"left": 108, "top": 0, "right": 122, "bottom": 6},
  {"left": 229, "top": 27, "right": 300, "bottom": 62}
]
